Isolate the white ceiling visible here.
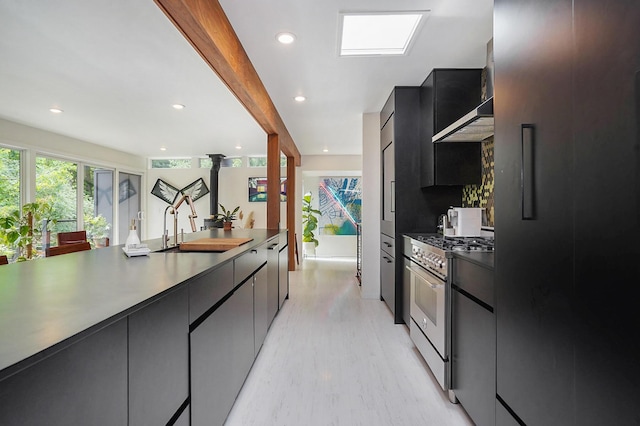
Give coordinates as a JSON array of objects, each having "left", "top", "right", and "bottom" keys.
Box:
[{"left": 0, "top": 0, "right": 493, "bottom": 159}]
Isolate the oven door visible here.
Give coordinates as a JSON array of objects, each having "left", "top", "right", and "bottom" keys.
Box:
[{"left": 407, "top": 261, "right": 446, "bottom": 358}]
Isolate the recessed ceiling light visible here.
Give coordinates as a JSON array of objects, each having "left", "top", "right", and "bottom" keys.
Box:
[
  {"left": 294, "top": 96, "right": 306, "bottom": 102},
  {"left": 339, "top": 11, "right": 429, "bottom": 56},
  {"left": 172, "top": 104, "right": 185, "bottom": 110},
  {"left": 276, "top": 32, "right": 296, "bottom": 44},
  {"left": 49, "top": 108, "right": 63, "bottom": 114},
  {"left": 323, "top": 148, "right": 329, "bottom": 153},
  {"left": 235, "top": 145, "right": 242, "bottom": 150},
  {"left": 160, "top": 147, "right": 167, "bottom": 151}
]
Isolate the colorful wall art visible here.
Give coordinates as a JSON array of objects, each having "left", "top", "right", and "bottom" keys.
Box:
[
  {"left": 248, "top": 177, "right": 287, "bottom": 202},
  {"left": 318, "top": 177, "right": 362, "bottom": 236}
]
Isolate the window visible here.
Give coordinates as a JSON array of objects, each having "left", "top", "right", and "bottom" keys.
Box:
[
  {"left": 150, "top": 159, "right": 192, "bottom": 169},
  {"left": 248, "top": 156, "right": 287, "bottom": 167},
  {"left": 0, "top": 147, "right": 22, "bottom": 260},
  {"left": 84, "top": 165, "right": 113, "bottom": 245},
  {"left": 36, "top": 156, "right": 78, "bottom": 235},
  {"left": 0, "top": 147, "right": 21, "bottom": 217},
  {"left": 199, "top": 157, "right": 243, "bottom": 168}
]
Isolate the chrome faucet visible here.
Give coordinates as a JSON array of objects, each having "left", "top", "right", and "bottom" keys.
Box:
[{"left": 162, "top": 195, "right": 198, "bottom": 249}]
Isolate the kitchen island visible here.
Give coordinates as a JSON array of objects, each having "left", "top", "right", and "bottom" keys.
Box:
[{"left": 0, "top": 228, "right": 288, "bottom": 425}]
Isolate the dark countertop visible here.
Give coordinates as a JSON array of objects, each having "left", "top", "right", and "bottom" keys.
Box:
[
  {"left": 0, "top": 228, "right": 281, "bottom": 381},
  {"left": 453, "top": 251, "right": 494, "bottom": 270}
]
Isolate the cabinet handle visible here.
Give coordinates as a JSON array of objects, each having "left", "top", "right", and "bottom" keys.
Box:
[
  {"left": 268, "top": 243, "right": 279, "bottom": 250},
  {"left": 383, "top": 256, "right": 393, "bottom": 263},
  {"left": 390, "top": 181, "right": 395, "bottom": 213},
  {"left": 384, "top": 242, "right": 392, "bottom": 248},
  {"left": 521, "top": 124, "right": 535, "bottom": 220},
  {"left": 251, "top": 249, "right": 258, "bottom": 254}
]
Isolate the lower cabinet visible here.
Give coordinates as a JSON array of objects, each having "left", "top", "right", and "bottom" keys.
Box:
[
  {"left": 190, "top": 278, "right": 255, "bottom": 426},
  {"left": 278, "top": 243, "right": 289, "bottom": 309},
  {"left": 173, "top": 405, "right": 190, "bottom": 426},
  {"left": 380, "top": 247, "right": 395, "bottom": 315},
  {"left": 128, "top": 287, "right": 189, "bottom": 426},
  {"left": 0, "top": 319, "right": 128, "bottom": 426},
  {"left": 254, "top": 265, "right": 268, "bottom": 356},
  {"left": 267, "top": 238, "right": 279, "bottom": 326},
  {"left": 451, "top": 256, "right": 495, "bottom": 426}
]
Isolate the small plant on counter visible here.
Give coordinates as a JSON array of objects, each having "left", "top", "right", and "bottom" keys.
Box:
[{"left": 213, "top": 204, "right": 240, "bottom": 230}]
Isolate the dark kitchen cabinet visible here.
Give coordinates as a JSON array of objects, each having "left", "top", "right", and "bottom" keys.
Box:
[
  {"left": 572, "top": 1, "right": 640, "bottom": 424},
  {"left": 254, "top": 265, "right": 268, "bottom": 356},
  {"left": 0, "top": 319, "right": 128, "bottom": 425},
  {"left": 420, "top": 69, "right": 483, "bottom": 187},
  {"left": 380, "top": 234, "right": 396, "bottom": 318},
  {"left": 494, "top": 0, "right": 640, "bottom": 424},
  {"left": 189, "top": 261, "right": 234, "bottom": 324},
  {"left": 278, "top": 241, "right": 289, "bottom": 309},
  {"left": 190, "top": 278, "right": 255, "bottom": 426},
  {"left": 267, "top": 237, "right": 279, "bottom": 326},
  {"left": 128, "top": 287, "right": 189, "bottom": 426},
  {"left": 451, "top": 255, "right": 495, "bottom": 426},
  {"left": 380, "top": 87, "right": 462, "bottom": 324}
]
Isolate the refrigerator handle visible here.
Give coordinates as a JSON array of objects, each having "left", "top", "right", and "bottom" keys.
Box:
[{"left": 521, "top": 124, "right": 535, "bottom": 220}]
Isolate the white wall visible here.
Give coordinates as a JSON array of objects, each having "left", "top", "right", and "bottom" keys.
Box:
[
  {"left": 146, "top": 160, "right": 287, "bottom": 239},
  {"left": 0, "top": 118, "right": 146, "bottom": 171},
  {"left": 361, "top": 113, "right": 381, "bottom": 299}
]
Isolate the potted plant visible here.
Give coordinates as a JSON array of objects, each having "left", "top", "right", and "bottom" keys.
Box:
[
  {"left": 0, "top": 201, "right": 57, "bottom": 262},
  {"left": 302, "top": 193, "right": 321, "bottom": 256},
  {"left": 213, "top": 204, "right": 240, "bottom": 231},
  {"left": 84, "top": 214, "right": 111, "bottom": 247}
]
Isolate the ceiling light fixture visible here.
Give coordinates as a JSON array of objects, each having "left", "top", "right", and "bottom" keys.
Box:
[
  {"left": 276, "top": 32, "right": 296, "bottom": 44},
  {"left": 235, "top": 145, "right": 242, "bottom": 150},
  {"left": 339, "top": 11, "right": 429, "bottom": 56},
  {"left": 294, "top": 95, "right": 306, "bottom": 102},
  {"left": 323, "top": 148, "right": 329, "bottom": 153},
  {"left": 49, "top": 108, "right": 63, "bottom": 114},
  {"left": 172, "top": 104, "right": 185, "bottom": 110},
  {"left": 160, "top": 147, "right": 167, "bottom": 151}
]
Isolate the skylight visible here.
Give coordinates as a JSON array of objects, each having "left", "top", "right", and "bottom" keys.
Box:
[{"left": 339, "top": 12, "right": 428, "bottom": 56}]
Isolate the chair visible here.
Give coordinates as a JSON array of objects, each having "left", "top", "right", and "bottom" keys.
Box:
[
  {"left": 46, "top": 242, "right": 91, "bottom": 257},
  {"left": 57, "top": 231, "right": 87, "bottom": 245},
  {"left": 0, "top": 255, "right": 8, "bottom": 265}
]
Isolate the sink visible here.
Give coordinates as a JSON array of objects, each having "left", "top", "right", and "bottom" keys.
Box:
[{"left": 152, "top": 246, "right": 181, "bottom": 253}]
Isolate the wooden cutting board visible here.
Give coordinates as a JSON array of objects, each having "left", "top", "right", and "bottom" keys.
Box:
[{"left": 179, "top": 237, "right": 253, "bottom": 252}]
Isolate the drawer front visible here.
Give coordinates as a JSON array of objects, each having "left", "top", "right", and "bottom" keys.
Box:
[
  {"left": 189, "top": 262, "right": 234, "bottom": 324},
  {"left": 453, "top": 259, "right": 494, "bottom": 308},
  {"left": 234, "top": 243, "right": 268, "bottom": 286},
  {"left": 380, "top": 233, "right": 395, "bottom": 257}
]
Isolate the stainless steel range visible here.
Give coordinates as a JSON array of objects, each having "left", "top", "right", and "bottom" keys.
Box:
[{"left": 403, "top": 234, "right": 494, "bottom": 402}]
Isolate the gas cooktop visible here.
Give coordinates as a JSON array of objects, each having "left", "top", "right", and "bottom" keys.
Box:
[{"left": 407, "top": 234, "right": 494, "bottom": 252}]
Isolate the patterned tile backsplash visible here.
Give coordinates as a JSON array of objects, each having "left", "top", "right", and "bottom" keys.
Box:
[{"left": 462, "top": 137, "right": 494, "bottom": 226}]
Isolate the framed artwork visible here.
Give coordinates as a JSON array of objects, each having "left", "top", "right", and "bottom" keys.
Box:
[
  {"left": 151, "top": 178, "right": 179, "bottom": 205},
  {"left": 318, "top": 177, "right": 362, "bottom": 235},
  {"left": 180, "top": 177, "right": 209, "bottom": 202},
  {"left": 248, "top": 177, "right": 287, "bottom": 202}
]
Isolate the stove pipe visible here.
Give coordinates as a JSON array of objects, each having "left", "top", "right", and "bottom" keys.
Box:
[{"left": 204, "top": 153, "right": 225, "bottom": 229}]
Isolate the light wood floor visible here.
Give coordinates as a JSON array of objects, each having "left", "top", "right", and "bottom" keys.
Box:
[{"left": 225, "top": 257, "right": 474, "bottom": 426}]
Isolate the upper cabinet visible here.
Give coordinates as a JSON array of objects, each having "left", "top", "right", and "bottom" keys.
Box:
[{"left": 420, "top": 69, "right": 483, "bottom": 187}]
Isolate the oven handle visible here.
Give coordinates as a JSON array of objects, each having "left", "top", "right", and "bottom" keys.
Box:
[{"left": 405, "top": 264, "right": 445, "bottom": 289}]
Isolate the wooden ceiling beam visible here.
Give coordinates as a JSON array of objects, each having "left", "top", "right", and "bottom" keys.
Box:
[{"left": 154, "top": 0, "right": 301, "bottom": 166}]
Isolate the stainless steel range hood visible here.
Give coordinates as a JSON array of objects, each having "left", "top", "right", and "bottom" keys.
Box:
[{"left": 432, "top": 96, "right": 493, "bottom": 143}]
